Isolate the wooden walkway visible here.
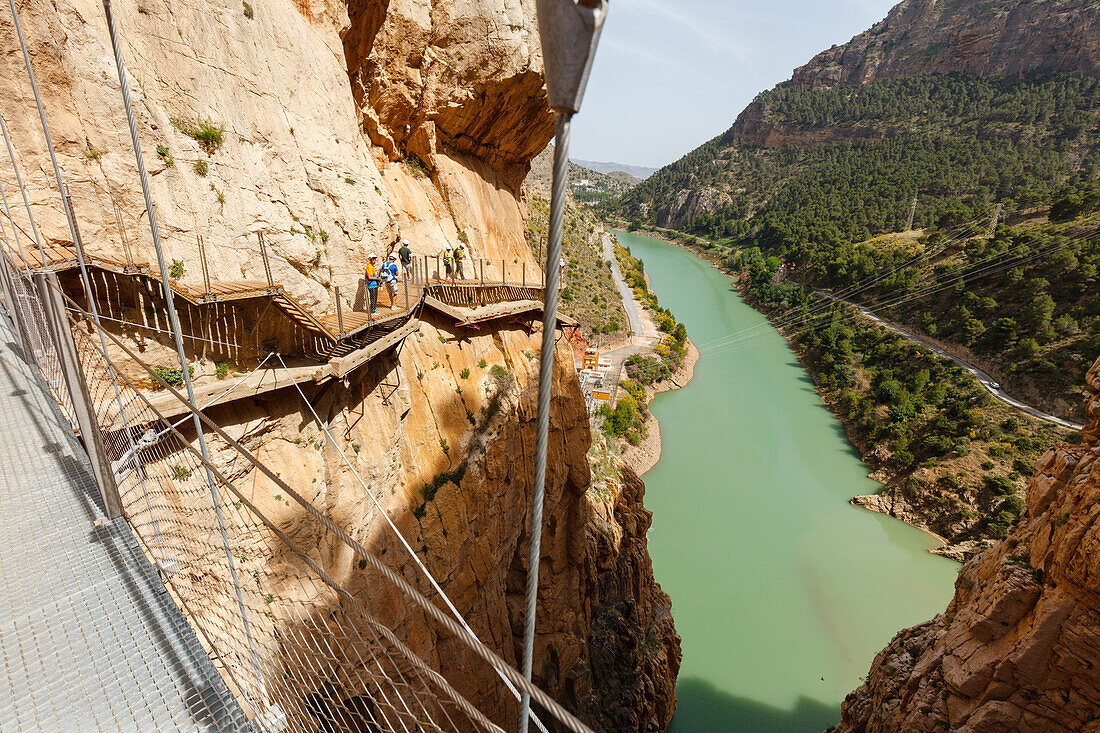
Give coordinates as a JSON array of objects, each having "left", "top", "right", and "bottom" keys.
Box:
[{"left": 10, "top": 244, "right": 574, "bottom": 426}]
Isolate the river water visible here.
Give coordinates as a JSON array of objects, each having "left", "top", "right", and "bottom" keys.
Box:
[{"left": 612, "top": 231, "right": 959, "bottom": 731}]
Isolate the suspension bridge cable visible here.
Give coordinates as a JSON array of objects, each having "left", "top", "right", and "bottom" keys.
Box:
[
  {"left": 63, "top": 296, "right": 590, "bottom": 730},
  {"left": 72, "top": 317, "right": 505, "bottom": 732},
  {"left": 271, "top": 351, "right": 555, "bottom": 733}
]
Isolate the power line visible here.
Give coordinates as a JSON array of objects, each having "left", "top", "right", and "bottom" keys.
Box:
[{"left": 706, "top": 225, "right": 1098, "bottom": 359}]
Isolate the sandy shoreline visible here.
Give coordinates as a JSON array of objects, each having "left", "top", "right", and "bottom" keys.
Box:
[{"left": 621, "top": 338, "right": 700, "bottom": 476}]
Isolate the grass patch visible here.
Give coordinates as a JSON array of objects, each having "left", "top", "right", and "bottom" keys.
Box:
[
  {"left": 404, "top": 155, "right": 430, "bottom": 178},
  {"left": 172, "top": 116, "right": 226, "bottom": 155},
  {"left": 169, "top": 464, "right": 193, "bottom": 481},
  {"left": 156, "top": 144, "right": 173, "bottom": 167},
  {"left": 193, "top": 160, "right": 208, "bottom": 177},
  {"left": 242, "top": 1, "right": 254, "bottom": 19},
  {"left": 490, "top": 364, "right": 513, "bottom": 390},
  {"left": 153, "top": 365, "right": 193, "bottom": 389},
  {"left": 169, "top": 259, "right": 185, "bottom": 278}
]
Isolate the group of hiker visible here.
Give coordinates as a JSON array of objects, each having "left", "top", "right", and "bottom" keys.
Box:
[
  {"left": 440, "top": 243, "right": 468, "bottom": 282},
  {"left": 362, "top": 237, "right": 472, "bottom": 315},
  {"left": 363, "top": 240, "right": 415, "bottom": 315}
]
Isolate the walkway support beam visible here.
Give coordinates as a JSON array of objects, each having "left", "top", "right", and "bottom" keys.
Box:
[
  {"left": 521, "top": 2, "right": 606, "bottom": 731},
  {"left": 35, "top": 271, "right": 122, "bottom": 518}
]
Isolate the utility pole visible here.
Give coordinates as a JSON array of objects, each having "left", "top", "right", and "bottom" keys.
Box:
[
  {"left": 986, "top": 203, "right": 1003, "bottom": 238},
  {"left": 905, "top": 194, "right": 917, "bottom": 232}
]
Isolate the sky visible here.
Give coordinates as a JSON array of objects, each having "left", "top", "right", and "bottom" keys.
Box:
[{"left": 570, "top": 0, "right": 900, "bottom": 169}]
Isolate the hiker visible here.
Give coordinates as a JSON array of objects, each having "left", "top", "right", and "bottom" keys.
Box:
[
  {"left": 365, "top": 253, "right": 380, "bottom": 315},
  {"left": 454, "top": 242, "right": 467, "bottom": 280},
  {"left": 442, "top": 246, "right": 454, "bottom": 282},
  {"left": 384, "top": 253, "right": 400, "bottom": 309},
  {"left": 559, "top": 256, "right": 566, "bottom": 285},
  {"left": 398, "top": 239, "right": 414, "bottom": 280}
]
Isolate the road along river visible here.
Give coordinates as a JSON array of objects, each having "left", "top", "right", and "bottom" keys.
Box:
[{"left": 612, "top": 231, "right": 960, "bottom": 732}]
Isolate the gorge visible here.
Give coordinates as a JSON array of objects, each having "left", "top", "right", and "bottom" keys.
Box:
[{"left": 3, "top": 0, "right": 1100, "bottom": 730}]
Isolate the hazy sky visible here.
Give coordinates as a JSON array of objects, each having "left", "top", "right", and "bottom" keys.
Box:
[{"left": 570, "top": 0, "right": 899, "bottom": 168}]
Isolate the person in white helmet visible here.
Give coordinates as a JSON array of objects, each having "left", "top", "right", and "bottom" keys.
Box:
[
  {"left": 398, "top": 239, "right": 414, "bottom": 280},
  {"left": 384, "top": 253, "right": 400, "bottom": 308}
]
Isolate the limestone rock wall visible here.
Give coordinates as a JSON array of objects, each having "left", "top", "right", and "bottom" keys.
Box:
[
  {"left": 832, "top": 356, "right": 1100, "bottom": 732},
  {"left": 792, "top": 0, "right": 1100, "bottom": 90},
  {"left": 0, "top": 0, "right": 678, "bottom": 728}
]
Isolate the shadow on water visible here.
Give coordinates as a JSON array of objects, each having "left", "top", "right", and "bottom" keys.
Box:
[{"left": 670, "top": 678, "right": 840, "bottom": 733}]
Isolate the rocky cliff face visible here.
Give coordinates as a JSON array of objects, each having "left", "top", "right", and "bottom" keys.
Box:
[
  {"left": 792, "top": 0, "right": 1100, "bottom": 90},
  {"left": 618, "top": 0, "right": 1100, "bottom": 231},
  {"left": 0, "top": 0, "right": 677, "bottom": 728},
  {"left": 831, "top": 356, "right": 1100, "bottom": 732}
]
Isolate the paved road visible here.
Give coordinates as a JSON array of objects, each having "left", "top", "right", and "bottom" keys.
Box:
[
  {"left": 602, "top": 232, "right": 645, "bottom": 337},
  {"left": 818, "top": 290, "right": 1084, "bottom": 431}
]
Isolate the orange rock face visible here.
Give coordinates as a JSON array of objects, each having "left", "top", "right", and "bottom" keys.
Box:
[
  {"left": 0, "top": 0, "right": 679, "bottom": 728},
  {"left": 832, "top": 356, "right": 1100, "bottom": 733}
]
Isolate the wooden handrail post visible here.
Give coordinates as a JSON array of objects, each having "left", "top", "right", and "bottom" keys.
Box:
[
  {"left": 403, "top": 267, "right": 410, "bottom": 313},
  {"left": 198, "top": 234, "right": 211, "bottom": 299}
]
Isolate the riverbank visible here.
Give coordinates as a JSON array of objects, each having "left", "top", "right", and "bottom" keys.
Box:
[
  {"left": 602, "top": 229, "right": 700, "bottom": 476},
  {"left": 618, "top": 226, "right": 1069, "bottom": 561},
  {"left": 621, "top": 338, "right": 699, "bottom": 476}
]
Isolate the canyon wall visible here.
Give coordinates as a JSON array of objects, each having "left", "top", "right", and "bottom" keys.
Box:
[
  {"left": 0, "top": 0, "right": 677, "bottom": 729},
  {"left": 832, "top": 356, "right": 1100, "bottom": 732},
  {"left": 792, "top": 0, "right": 1100, "bottom": 90}
]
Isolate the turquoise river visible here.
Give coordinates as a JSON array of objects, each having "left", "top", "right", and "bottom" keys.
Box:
[{"left": 612, "top": 231, "right": 960, "bottom": 731}]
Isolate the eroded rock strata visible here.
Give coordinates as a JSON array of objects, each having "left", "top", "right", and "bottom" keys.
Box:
[
  {"left": 0, "top": 0, "right": 678, "bottom": 728},
  {"left": 832, "top": 357, "right": 1100, "bottom": 732}
]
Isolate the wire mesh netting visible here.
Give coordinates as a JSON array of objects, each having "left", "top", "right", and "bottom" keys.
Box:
[
  {"left": 0, "top": 164, "right": 591, "bottom": 732},
  {"left": 68, "top": 320, "right": 524, "bottom": 732}
]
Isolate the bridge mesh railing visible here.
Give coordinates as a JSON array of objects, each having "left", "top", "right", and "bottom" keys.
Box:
[
  {"left": 0, "top": 252, "right": 76, "bottom": 426},
  {"left": 0, "top": 237, "right": 592, "bottom": 733}
]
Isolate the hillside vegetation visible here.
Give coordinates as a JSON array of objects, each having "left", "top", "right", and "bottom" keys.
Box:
[
  {"left": 715, "top": 240, "right": 1074, "bottom": 553},
  {"left": 614, "top": 74, "right": 1100, "bottom": 250},
  {"left": 525, "top": 185, "right": 627, "bottom": 340}
]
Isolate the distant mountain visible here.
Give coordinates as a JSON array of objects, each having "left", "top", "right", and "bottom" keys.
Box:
[
  {"left": 571, "top": 159, "right": 658, "bottom": 180},
  {"left": 613, "top": 0, "right": 1100, "bottom": 241},
  {"left": 527, "top": 147, "right": 641, "bottom": 204}
]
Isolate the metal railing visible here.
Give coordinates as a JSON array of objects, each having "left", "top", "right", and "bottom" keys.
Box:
[
  {"left": 0, "top": 241, "right": 593, "bottom": 733},
  {"left": 421, "top": 255, "right": 544, "bottom": 289}
]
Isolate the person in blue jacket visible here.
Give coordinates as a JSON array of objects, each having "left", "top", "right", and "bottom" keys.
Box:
[{"left": 383, "top": 253, "right": 400, "bottom": 309}]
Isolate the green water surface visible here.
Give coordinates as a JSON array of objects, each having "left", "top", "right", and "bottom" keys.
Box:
[{"left": 613, "top": 231, "right": 959, "bottom": 732}]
